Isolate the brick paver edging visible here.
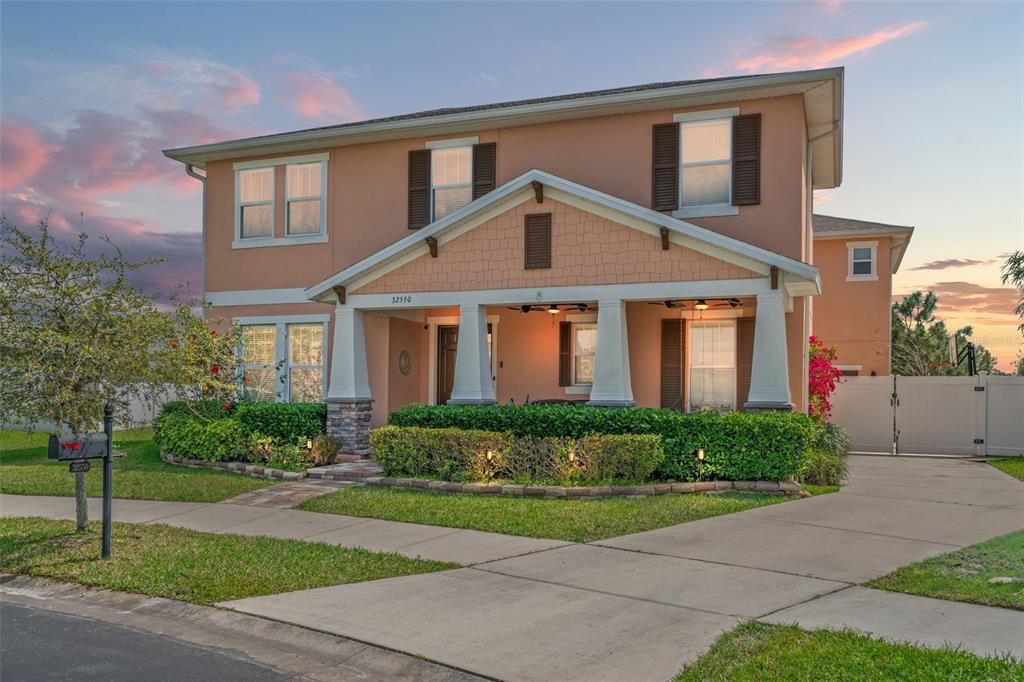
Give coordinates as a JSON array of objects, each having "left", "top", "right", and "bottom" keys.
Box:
[
  {"left": 160, "top": 452, "right": 306, "bottom": 481},
  {"left": 363, "top": 476, "right": 807, "bottom": 498}
]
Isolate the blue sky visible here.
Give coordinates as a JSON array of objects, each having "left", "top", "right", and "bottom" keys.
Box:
[{"left": 2, "top": 1, "right": 1021, "bottom": 366}]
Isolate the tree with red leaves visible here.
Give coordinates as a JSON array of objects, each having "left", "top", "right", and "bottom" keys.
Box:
[{"left": 808, "top": 335, "right": 843, "bottom": 423}]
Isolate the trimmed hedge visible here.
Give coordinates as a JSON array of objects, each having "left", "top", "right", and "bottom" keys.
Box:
[
  {"left": 389, "top": 404, "right": 814, "bottom": 482},
  {"left": 153, "top": 414, "right": 243, "bottom": 462},
  {"left": 371, "top": 425, "right": 664, "bottom": 485},
  {"left": 233, "top": 402, "right": 326, "bottom": 443}
]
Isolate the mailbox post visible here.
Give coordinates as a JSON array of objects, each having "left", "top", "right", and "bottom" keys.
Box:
[{"left": 48, "top": 403, "right": 115, "bottom": 558}]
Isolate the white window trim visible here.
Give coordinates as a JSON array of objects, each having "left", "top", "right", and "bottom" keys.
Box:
[
  {"left": 426, "top": 315, "right": 499, "bottom": 405},
  {"left": 235, "top": 167, "right": 275, "bottom": 242},
  {"left": 428, "top": 140, "right": 474, "bottom": 222},
  {"left": 234, "top": 314, "right": 329, "bottom": 402},
  {"left": 563, "top": 313, "right": 598, "bottom": 393},
  {"left": 285, "top": 160, "right": 328, "bottom": 237},
  {"left": 685, "top": 319, "right": 737, "bottom": 412},
  {"left": 672, "top": 107, "right": 739, "bottom": 220},
  {"left": 232, "top": 153, "right": 330, "bottom": 249},
  {"left": 847, "top": 240, "right": 879, "bottom": 281}
]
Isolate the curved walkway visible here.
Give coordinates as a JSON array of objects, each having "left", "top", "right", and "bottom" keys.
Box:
[{"left": 3, "top": 456, "right": 1022, "bottom": 681}]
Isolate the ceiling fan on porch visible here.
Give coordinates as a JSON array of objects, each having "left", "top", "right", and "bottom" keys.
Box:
[
  {"left": 648, "top": 298, "right": 742, "bottom": 310},
  {"left": 506, "top": 303, "right": 590, "bottom": 314}
]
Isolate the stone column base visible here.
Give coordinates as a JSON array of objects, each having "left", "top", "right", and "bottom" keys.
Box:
[
  {"left": 326, "top": 399, "right": 374, "bottom": 458},
  {"left": 743, "top": 401, "right": 795, "bottom": 413}
]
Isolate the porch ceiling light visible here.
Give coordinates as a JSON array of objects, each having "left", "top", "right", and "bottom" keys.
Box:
[
  {"left": 695, "top": 300, "right": 709, "bottom": 311},
  {"left": 547, "top": 304, "right": 560, "bottom": 315}
]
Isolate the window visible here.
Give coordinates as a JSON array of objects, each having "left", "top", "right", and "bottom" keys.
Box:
[
  {"left": 238, "top": 167, "right": 274, "bottom": 238},
  {"left": 689, "top": 320, "right": 736, "bottom": 412},
  {"left": 572, "top": 323, "right": 597, "bottom": 385},
  {"left": 431, "top": 146, "right": 472, "bottom": 220},
  {"left": 847, "top": 241, "right": 878, "bottom": 281},
  {"left": 238, "top": 318, "right": 327, "bottom": 403},
  {"left": 287, "top": 323, "right": 324, "bottom": 402},
  {"left": 286, "top": 162, "right": 325, "bottom": 235},
  {"left": 680, "top": 118, "right": 731, "bottom": 208},
  {"left": 241, "top": 325, "right": 278, "bottom": 401}
]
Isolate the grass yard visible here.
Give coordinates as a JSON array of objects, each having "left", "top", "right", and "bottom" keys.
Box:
[
  {"left": 0, "top": 428, "right": 271, "bottom": 502},
  {"left": 869, "top": 530, "right": 1024, "bottom": 610},
  {"left": 0, "top": 516, "right": 455, "bottom": 605},
  {"left": 299, "top": 486, "right": 787, "bottom": 542},
  {"left": 674, "top": 622, "right": 1023, "bottom": 681},
  {"left": 990, "top": 458, "right": 1024, "bottom": 481}
]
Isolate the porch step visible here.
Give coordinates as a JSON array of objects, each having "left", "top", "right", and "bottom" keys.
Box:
[{"left": 307, "top": 461, "right": 383, "bottom": 482}]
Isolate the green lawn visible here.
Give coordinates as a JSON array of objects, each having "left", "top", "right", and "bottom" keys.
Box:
[
  {"left": 0, "top": 428, "right": 271, "bottom": 502},
  {"left": 869, "top": 530, "right": 1024, "bottom": 610},
  {"left": 990, "top": 458, "right": 1024, "bottom": 481},
  {"left": 299, "top": 486, "right": 787, "bottom": 542},
  {"left": 675, "top": 622, "right": 1023, "bottom": 681},
  {"left": 0, "top": 516, "right": 455, "bottom": 605}
]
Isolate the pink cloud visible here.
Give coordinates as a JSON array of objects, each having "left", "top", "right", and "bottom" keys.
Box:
[
  {"left": 1, "top": 120, "right": 60, "bottom": 192},
  {"left": 280, "top": 72, "right": 361, "bottom": 121},
  {"left": 736, "top": 21, "right": 926, "bottom": 71},
  {"left": 216, "top": 69, "right": 261, "bottom": 113}
]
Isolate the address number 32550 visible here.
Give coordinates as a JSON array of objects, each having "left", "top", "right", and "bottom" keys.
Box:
[{"left": 391, "top": 296, "right": 413, "bottom": 304}]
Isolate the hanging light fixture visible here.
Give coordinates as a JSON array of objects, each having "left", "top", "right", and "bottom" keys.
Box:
[
  {"left": 695, "top": 299, "right": 709, "bottom": 311},
  {"left": 547, "top": 304, "right": 560, "bottom": 315}
]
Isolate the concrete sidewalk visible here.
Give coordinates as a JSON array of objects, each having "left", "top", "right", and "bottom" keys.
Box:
[
  {"left": 0, "top": 494, "right": 567, "bottom": 565},
  {"left": 220, "top": 456, "right": 1023, "bottom": 681}
]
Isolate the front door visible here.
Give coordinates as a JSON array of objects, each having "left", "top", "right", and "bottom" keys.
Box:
[{"left": 436, "top": 325, "right": 459, "bottom": 404}]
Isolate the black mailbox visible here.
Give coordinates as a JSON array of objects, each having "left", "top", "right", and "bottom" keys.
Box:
[{"left": 48, "top": 433, "right": 108, "bottom": 461}]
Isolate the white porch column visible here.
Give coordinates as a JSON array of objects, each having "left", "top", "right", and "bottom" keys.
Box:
[
  {"left": 326, "top": 305, "right": 373, "bottom": 456},
  {"left": 586, "top": 299, "right": 635, "bottom": 406},
  {"left": 745, "top": 291, "right": 793, "bottom": 411},
  {"left": 449, "top": 304, "right": 496, "bottom": 405}
]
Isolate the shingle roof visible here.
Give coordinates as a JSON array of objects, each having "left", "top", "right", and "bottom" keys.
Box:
[
  {"left": 207, "top": 74, "right": 771, "bottom": 147},
  {"left": 813, "top": 214, "right": 913, "bottom": 234}
]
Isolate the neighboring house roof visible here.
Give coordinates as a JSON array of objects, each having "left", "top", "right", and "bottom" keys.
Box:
[
  {"left": 164, "top": 67, "right": 843, "bottom": 188},
  {"left": 305, "top": 169, "right": 821, "bottom": 302},
  {"left": 813, "top": 214, "right": 914, "bottom": 273}
]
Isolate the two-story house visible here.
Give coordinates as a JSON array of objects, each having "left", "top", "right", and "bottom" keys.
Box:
[{"left": 164, "top": 66, "right": 902, "bottom": 456}]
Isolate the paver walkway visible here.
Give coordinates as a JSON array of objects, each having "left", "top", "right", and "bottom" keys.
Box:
[
  {"left": 2, "top": 456, "right": 1022, "bottom": 681},
  {"left": 222, "top": 479, "right": 354, "bottom": 508},
  {"left": 219, "top": 456, "right": 1023, "bottom": 682}
]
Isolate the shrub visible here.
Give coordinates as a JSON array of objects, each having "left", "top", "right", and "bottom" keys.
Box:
[
  {"left": 153, "top": 414, "right": 244, "bottom": 462},
  {"left": 265, "top": 442, "right": 310, "bottom": 472},
  {"left": 308, "top": 434, "right": 342, "bottom": 467},
  {"left": 371, "top": 426, "right": 663, "bottom": 485},
  {"left": 232, "top": 402, "right": 326, "bottom": 443},
  {"left": 390, "top": 405, "right": 813, "bottom": 482},
  {"left": 814, "top": 423, "right": 851, "bottom": 457},
  {"left": 800, "top": 448, "right": 848, "bottom": 486}
]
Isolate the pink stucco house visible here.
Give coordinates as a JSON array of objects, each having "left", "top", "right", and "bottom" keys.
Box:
[{"left": 164, "top": 66, "right": 909, "bottom": 455}]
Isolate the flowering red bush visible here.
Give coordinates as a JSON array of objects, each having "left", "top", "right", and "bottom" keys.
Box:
[{"left": 808, "top": 335, "right": 843, "bottom": 423}]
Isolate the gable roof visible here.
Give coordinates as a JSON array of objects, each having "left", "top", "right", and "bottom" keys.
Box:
[
  {"left": 305, "top": 169, "right": 821, "bottom": 302},
  {"left": 164, "top": 67, "right": 844, "bottom": 188},
  {"left": 813, "top": 213, "right": 914, "bottom": 273}
]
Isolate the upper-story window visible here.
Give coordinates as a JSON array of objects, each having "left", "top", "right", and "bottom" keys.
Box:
[
  {"left": 431, "top": 146, "right": 472, "bottom": 220},
  {"left": 847, "top": 241, "right": 878, "bottom": 281},
  {"left": 233, "top": 153, "right": 329, "bottom": 249},
  {"left": 286, "top": 161, "right": 326, "bottom": 235},
  {"left": 680, "top": 118, "right": 731, "bottom": 209},
  {"left": 238, "top": 167, "right": 274, "bottom": 238}
]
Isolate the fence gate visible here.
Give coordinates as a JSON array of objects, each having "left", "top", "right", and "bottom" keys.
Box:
[{"left": 831, "top": 375, "right": 1024, "bottom": 456}]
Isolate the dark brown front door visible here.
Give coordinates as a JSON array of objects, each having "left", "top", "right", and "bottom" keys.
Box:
[{"left": 437, "top": 325, "right": 458, "bottom": 404}]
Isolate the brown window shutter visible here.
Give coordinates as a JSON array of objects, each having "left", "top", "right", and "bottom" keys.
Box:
[
  {"left": 558, "top": 321, "right": 571, "bottom": 387},
  {"left": 660, "top": 319, "right": 684, "bottom": 409},
  {"left": 652, "top": 123, "right": 679, "bottom": 211},
  {"left": 732, "top": 114, "right": 761, "bottom": 206},
  {"left": 408, "top": 149, "right": 431, "bottom": 229},
  {"left": 524, "top": 213, "right": 552, "bottom": 269},
  {"left": 736, "top": 318, "right": 755, "bottom": 408},
  {"left": 472, "top": 142, "right": 496, "bottom": 200}
]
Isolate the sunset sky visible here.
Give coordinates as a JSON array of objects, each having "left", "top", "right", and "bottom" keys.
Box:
[{"left": 2, "top": 1, "right": 1021, "bottom": 369}]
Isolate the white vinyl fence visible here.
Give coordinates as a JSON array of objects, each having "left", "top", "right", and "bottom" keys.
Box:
[{"left": 831, "top": 375, "right": 1024, "bottom": 456}]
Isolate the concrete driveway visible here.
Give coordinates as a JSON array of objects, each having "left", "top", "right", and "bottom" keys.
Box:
[{"left": 222, "top": 456, "right": 1024, "bottom": 681}]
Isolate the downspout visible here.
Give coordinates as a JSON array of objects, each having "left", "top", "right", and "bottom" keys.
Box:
[
  {"left": 804, "top": 121, "right": 840, "bottom": 411},
  {"left": 184, "top": 164, "right": 207, "bottom": 300}
]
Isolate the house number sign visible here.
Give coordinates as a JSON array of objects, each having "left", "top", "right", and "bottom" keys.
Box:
[{"left": 391, "top": 295, "right": 413, "bottom": 304}]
